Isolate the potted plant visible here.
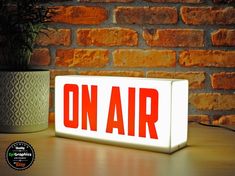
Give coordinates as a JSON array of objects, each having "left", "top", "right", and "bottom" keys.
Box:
[{"left": 0, "top": 0, "right": 52, "bottom": 133}]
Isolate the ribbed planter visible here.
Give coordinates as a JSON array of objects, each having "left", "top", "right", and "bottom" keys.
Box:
[{"left": 0, "top": 70, "right": 50, "bottom": 133}]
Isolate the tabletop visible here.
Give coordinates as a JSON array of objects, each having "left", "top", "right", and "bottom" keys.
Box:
[{"left": 0, "top": 123, "right": 235, "bottom": 176}]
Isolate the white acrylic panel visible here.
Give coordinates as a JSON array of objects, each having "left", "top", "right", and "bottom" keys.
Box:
[{"left": 55, "top": 76, "right": 188, "bottom": 153}]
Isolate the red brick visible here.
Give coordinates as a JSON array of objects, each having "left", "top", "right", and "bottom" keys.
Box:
[
  {"left": 79, "top": 0, "right": 134, "bottom": 2},
  {"left": 189, "top": 93, "right": 235, "bottom": 110},
  {"left": 211, "top": 29, "right": 235, "bottom": 46},
  {"left": 114, "top": 7, "right": 177, "bottom": 24},
  {"left": 211, "top": 72, "right": 235, "bottom": 90},
  {"left": 145, "top": 0, "right": 203, "bottom": 2},
  {"left": 79, "top": 71, "right": 144, "bottom": 77},
  {"left": 113, "top": 49, "right": 176, "bottom": 68},
  {"left": 77, "top": 28, "right": 138, "bottom": 46},
  {"left": 50, "top": 6, "right": 108, "bottom": 25},
  {"left": 179, "top": 50, "right": 235, "bottom": 67},
  {"left": 56, "top": 49, "right": 109, "bottom": 67},
  {"left": 143, "top": 29, "right": 204, "bottom": 47},
  {"left": 50, "top": 70, "right": 78, "bottom": 87},
  {"left": 212, "top": 115, "right": 235, "bottom": 125},
  {"left": 147, "top": 71, "right": 205, "bottom": 89},
  {"left": 49, "top": 91, "right": 54, "bottom": 110},
  {"left": 181, "top": 6, "right": 235, "bottom": 25},
  {"left": 36, "top": 28, "right": 71, "bottom": 46},
  {"left": 30, "top": 48, "right": 50, "bottom": 66},
  {"left": 49, "top": 112, "right": 55, "bottom": 123},
  {"left": 188, "top": 115, "right": 211, "bottom": 124}
]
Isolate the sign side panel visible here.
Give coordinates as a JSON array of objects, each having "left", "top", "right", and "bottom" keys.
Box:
[{"left": 170, "top": 80, "right": 188, "bottom": 153}]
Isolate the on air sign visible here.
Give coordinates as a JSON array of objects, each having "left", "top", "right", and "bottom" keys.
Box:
[{"left": 55, "top": 76, "right": 188, "bottom": 153}]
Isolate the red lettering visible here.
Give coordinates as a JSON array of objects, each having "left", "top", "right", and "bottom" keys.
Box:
[
  {"left": 63, "top": 83, "right": 159, "bottom": 140},
  {"left": 82, "top": 85, "right": 98, "bottom": 131},
  {"left": 106, "top": 87, "right": 124, "bottom": 135},
  {"left": 128, "top": 88, "right": 135, "bottom": 136},
  {"left": 139, "top": 88, "right": 158, "bottom": 139},
  {"left": 64, "top": 84, "right": 79, "bottom": 128}
]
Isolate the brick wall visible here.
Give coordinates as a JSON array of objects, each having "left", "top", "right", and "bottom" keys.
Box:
[{"left": 32, "top": 0, "right": 235, "bottom": 125}]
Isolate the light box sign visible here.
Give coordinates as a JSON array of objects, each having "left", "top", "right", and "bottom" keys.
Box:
[{"left": 55, "top": 76, "right": 188, "bottom": 153}]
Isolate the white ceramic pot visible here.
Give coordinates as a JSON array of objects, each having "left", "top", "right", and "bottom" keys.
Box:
[{"left": 0, "top": 70, "right": 49, "bottom": 133}]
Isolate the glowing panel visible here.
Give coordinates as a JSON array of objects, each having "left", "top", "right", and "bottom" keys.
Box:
[{"left": 55, "top": 76, "right": 188, "bottom": 153}]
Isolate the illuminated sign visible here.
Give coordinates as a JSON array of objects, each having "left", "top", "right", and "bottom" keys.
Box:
[{"left": 55, "top": 76, "right": 188, "bottom": 153}]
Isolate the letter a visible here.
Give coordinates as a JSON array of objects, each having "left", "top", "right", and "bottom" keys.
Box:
[{"left": 106, "top": 87, "right": 124, "bottom": 135}]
